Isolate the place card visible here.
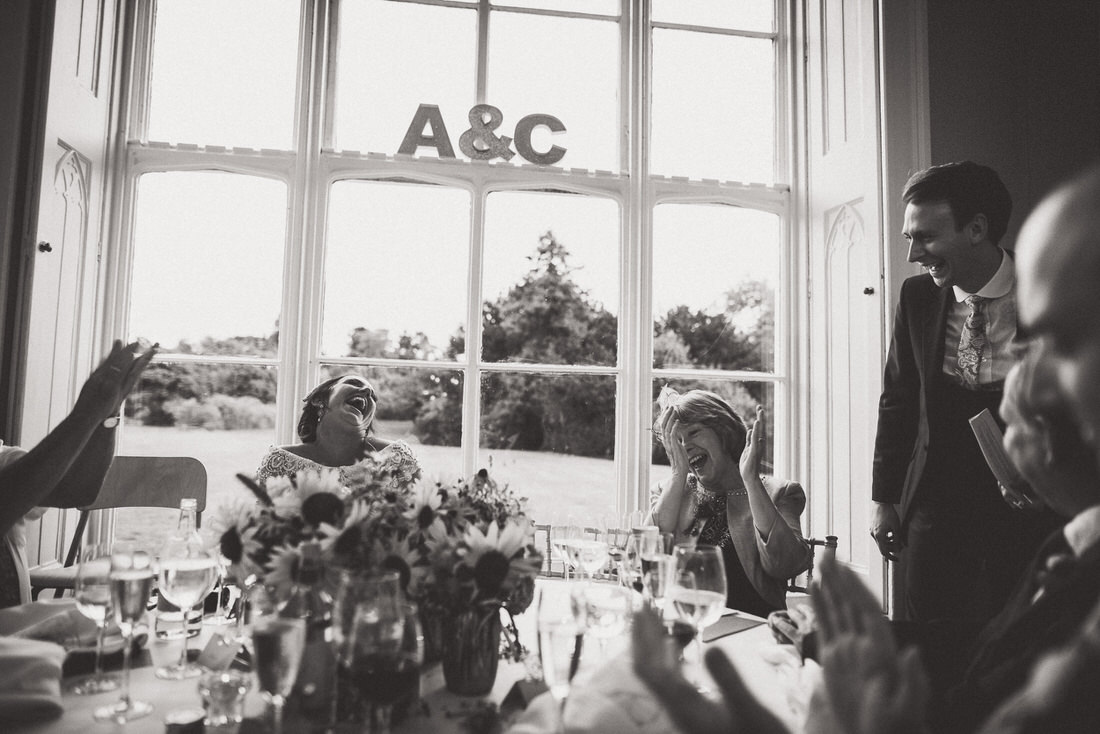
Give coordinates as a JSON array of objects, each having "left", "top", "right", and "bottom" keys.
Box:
[{"left": 195, "top": 632, "right": 239, "bottom": 671}]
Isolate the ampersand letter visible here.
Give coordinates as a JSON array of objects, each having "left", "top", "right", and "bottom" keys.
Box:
[{"left": 459, "top": 104, "right": 515, "bottom": 161}]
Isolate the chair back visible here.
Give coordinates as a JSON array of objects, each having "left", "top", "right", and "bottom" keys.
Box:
[
  {"left": 787, "top": 535, "right": 838, "bottom": 594},
  {"left": 62, "top": 456, "right": 207, "bottom": 566},
  {"left": 84, "top": 455, "right": 207, "bottom": 514}
]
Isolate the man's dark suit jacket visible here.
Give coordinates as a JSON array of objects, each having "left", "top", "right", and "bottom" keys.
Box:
[
  {"left": 872, "top": 272, "right": 956, "bottom": 518},
  {"left": 935, "top": 528, "right": 1100, "bottom": 734}
]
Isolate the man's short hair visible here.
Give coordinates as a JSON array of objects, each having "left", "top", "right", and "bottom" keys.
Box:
[{"left": 903, "top": 161, "right": 1013, "bottom": 245}]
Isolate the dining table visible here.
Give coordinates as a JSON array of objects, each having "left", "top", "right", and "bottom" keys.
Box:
[{"left": 11, "top": 579, "right": 814, "bottom": 733}]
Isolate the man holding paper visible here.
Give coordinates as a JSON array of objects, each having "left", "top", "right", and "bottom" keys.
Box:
[{"left": 869, "top": 162, "right": 1056, "bottom": 637}]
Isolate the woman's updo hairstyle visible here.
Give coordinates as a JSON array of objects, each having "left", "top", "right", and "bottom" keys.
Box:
[
  {"left": 297, "top": 376, "right": 344, "bottom": 443},
  {"left": 658, "top": 389, "right": 749, "bottom": 460}
]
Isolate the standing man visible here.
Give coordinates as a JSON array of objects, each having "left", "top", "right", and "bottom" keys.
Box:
[{"left": 870, "top": 161, "right": 1056, "bottom": 636}]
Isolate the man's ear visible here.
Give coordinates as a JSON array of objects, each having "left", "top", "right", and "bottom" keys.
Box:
[{"left": 968, "top": 213, "right": 989, "bottom": 243}]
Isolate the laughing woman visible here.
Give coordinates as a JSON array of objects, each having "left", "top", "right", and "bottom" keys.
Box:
[
  {"left": 649, "top": 389, "right": 810, "bottom": 616},
  {"left": 255, "top": 374, "right": 420, "bottom": 491}
]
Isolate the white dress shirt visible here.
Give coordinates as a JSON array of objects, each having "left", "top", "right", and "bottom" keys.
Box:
[{"left": 942, "top": 248, "right": 1017, "bottom": 385}]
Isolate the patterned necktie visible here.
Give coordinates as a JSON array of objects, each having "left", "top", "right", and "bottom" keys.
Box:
[{"left": 957, "top": 295, "right": 988, "bottom": 386}]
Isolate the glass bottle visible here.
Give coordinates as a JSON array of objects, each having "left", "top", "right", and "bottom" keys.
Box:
[
  {"left": 155, "top": 498, "right": 205, "bottom": 640},
  {"left": 279, "top": 542, "right": 336, "bottom": 731}
]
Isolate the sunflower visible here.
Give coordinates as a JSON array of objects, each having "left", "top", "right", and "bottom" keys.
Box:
[
  {"left": 460, "top": 520, "right": 532, "bottom": 601},
  {"left": 404, "top": 480, "right": 446, "bottom": 539},
  {"left": 265, "top": 545, "right": 301, "bottom": 598}
]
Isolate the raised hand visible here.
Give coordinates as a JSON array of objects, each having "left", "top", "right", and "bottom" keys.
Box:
[
  {"left": 632, "top": 603, "right": 790, "bottom": 734},
  {"left": 661, "top": 409, "right": 691, "bottom": 480},
  {"left": 73, "top": 340, "right": 158, "bottom": 421},
  {"left": 739, "top": 405, "right": 766, "bottom": 483},
  {"left": 813, "top": 557, "right": 930, "bottom": 734}
]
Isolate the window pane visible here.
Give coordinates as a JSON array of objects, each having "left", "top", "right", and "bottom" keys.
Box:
[
  {"left": 490, "top": 0, "right": 619, "bottom": 16},
  {"left": 129, "top": 173, "right": 286, "bottom": 354},
  {"left": 334, "top": 0, "right": 476, "bottom": 155},
  {"left": 480, "top": 372, "right": 616, "bottom": 522},
  {"left": 489, "top": 11, "right": 620, "bottom": 172},
  {"left": 148, "top": 0, "right": 299, "bottom": 148},
  {"left": 652, "top": 0, "right": 774, "bottom": 33},
  {"left": 650, "top": 377, "right": 774, "bottom": 474},
  {"left": 115, "top": 363, "right": 278, "bottom": 548},
  {"left": 651, "top": 30, "right": 775, "bottom": 183},
  {"left": 652, "top": 203, "right": 778, "bottom": 372},
  {"left": 319, "top": 364, "right": 464, "bottom": 482},
  {"left": 323, "top": 181, "right": 470, "bottom": 359},
  {"left": 482, "top": 191, "right": 619, "bottom": 366}
]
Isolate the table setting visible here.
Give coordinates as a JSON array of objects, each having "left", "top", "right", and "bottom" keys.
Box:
[{"left": 4, "top": 461, "right": 816, "bottom": 734}]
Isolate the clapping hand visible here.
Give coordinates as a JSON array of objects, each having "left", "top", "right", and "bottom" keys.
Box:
[
  {"left": 812, "top": 557, "right": 930, "bottom": 734},
  {"left": 739, "top": 405, "right": 766, "bottom": 484},
  {"left": 632, "top": 603, "right": 790, "bottom": 734},
  {"left": 73, "top": 340, "right": 158, "bottom": 422}
]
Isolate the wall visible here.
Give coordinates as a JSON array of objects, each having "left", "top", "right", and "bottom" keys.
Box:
[{"left": 927, "top": 0, "right": 1100, "bottom": 248}]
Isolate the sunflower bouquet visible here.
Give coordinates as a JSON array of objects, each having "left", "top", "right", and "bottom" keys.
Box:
[{"left": 207, "top": 457, "right": 542, "bottom": 624}]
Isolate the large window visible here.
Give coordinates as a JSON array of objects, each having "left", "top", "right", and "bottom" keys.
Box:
[{"left": 114, "top": 0, "right": 794, "bottom": 544}]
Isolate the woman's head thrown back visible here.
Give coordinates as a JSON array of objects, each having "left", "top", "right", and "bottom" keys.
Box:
[
  {"left": 655, "top": 388, "right": 749, "bottom": 461},
  {"left": 297, "top": 374, "right": 378, "bottom": 443}
]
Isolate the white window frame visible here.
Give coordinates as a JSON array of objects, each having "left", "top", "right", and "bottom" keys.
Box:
[{"left": 101, "top": 0, "right": 801, "bottom": 519}]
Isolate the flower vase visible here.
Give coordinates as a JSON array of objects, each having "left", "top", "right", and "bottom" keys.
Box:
[{"left": 441, "top": 608, "right": 502, "bottom": 696}]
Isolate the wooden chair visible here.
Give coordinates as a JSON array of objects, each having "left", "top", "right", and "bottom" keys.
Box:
[
  {"left": 29, "top": 456, "right": 207, "bottom": 599},
  {"left": 788, "top": 535, "right": 839, "bottom": 594}
]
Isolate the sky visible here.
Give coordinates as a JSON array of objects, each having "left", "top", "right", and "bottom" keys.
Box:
[{"left": 128, "top": 0, "right": 780, "bottom": 354}]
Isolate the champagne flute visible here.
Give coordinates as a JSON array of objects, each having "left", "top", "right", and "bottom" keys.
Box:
[
  {"left": 70, "top": 543, "right": 119, "bottom": 695},
  {"left": 252, "top": 613, "right": 306, "bottom": 734},
  {"left": 668, "top": 544, "right": 727, "bottom": 690},
  {"left": 538, "top": 586, "right": 583, "bottom": 731},
  {"left": 94, "top": 545, "right": 155, "bottom": 723},
  {"left": 156, "top": 541, "right": 218, "bottom": 679}
]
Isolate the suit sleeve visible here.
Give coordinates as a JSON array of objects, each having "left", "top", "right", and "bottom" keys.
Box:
[
  {"left": 756, "top": 480, "right": 812, "bottom": 579},
  {"left": 872, "top": 278, "right": 923, "bottom": 504}
]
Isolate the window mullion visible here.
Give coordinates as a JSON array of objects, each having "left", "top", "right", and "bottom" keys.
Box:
[
  {"left": 618, "top": 0, "right": 651, "bottom": 515},
  {"left": 464, "top": 191, "right": 487, "bottom": 479},
  {"left": 284, "top": 0, "right": 330, "bottom": 444}
]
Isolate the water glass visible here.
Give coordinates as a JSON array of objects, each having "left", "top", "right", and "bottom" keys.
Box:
[
  {"left": 570, "top": 582, "right": 630, "bottom": 661},
  {"left": 199, "top": 668, "right": 252, "bottom": 728},
  {"left": 156, "top": 544, "right": 218, "bottom": 679},
  {"left": 343, "top": 599, "right": 421, "bottom": 734}
]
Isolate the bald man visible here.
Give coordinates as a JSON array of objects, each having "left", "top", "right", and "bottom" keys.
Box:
[{"left": 1016, "top": 165, "right": 1100, "bottom": 465}]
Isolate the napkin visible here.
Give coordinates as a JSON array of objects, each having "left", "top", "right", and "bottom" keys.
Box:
[
  {"left": 5, "top": 602, "right": 101, "bottom": 648},
  {"left": 507, "top": 652, "right": 675, "bottom": 734},
  {"left": 0, "top": 637, "right": 65, "bottom": 724}
]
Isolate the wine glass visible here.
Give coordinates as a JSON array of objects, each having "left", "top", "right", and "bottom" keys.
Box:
[
  {"left": 537, "top": 586, "right": 583, "bottom": 730},
  {"left": 549, "top": 519, "right": 582, "bottom": 580},
  {"left": 570, "top": 582, "right": 630, "bottom": 661},
  {"left": 70, "top": 543, "right": 119, "bottom": 695},
  {"left": 94, "top": 545, "right": 155, "bottom": 723},
  {"left": 252, "top": 613, "right": 306, "bottom": 734},
  {"left": 341, "top": 590, "right": 418, "bottom": 733},
  {"left": 572, "top": 538, "right": 609, "bottom": 580},
  {"left": 668, "top": 544, "right": 727, "bottom": 690},
  {"left": 156, "top": 538, "right": 218, "bottom": 679}
]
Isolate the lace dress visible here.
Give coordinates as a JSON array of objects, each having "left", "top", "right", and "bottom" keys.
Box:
[{"left": 254, "top": 440, "right": 421, "bottom": 493}]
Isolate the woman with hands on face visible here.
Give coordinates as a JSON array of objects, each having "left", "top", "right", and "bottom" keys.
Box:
[
  {"left": 1, "top": 339, "right": 157, "bottom": 606},
  {"left": 649, "top": 388, "right": 811, "bottom": 616}
]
